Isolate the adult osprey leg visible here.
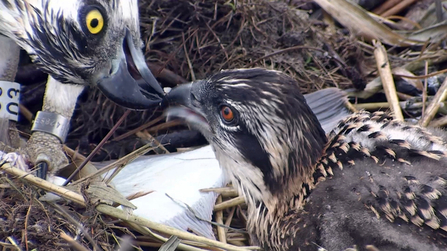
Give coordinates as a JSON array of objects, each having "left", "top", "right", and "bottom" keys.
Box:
[{"left": 27, "top": 78, "right": 85, "bottom": 179}]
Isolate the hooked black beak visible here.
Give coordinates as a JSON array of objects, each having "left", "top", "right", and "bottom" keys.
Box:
[
  {"left": 163, "top": 82, "right": 210, "bottom": 133},
  {"left": 163, "top": 82, "right": 192, "bottom": 107},
  {"left": 97, "top": 30, "right": 164, "bottom": 109}
]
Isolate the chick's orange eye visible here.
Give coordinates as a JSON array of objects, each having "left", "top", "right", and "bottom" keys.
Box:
[{"left": 220, "top": 106, "right": 234, "bottom": 122}]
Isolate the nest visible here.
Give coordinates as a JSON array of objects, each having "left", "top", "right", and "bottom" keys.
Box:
[
  {"left": 0, "top": 176, "right": 115, "bottom": 251},
  {"left": 5, "top": 0, "right": 447, "bottom": 250},
  {"left": 139, "top": 0, "right": 365, "bottom": 89}
]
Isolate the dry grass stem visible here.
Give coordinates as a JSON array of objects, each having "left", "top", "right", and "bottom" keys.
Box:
[
  {"left": 215, "top": 196, "right": 226, "bottom": 244},
  {"left": 214, "top": 196, "right": 245, "bottom": 212},
  {"left": 422, "top": 61, "right": 429, "bottom": 116},
  {"left": 60, "top": 232, "right": 90, "bottom": 251},
  {"left": 419, "top": 77, "right": 447, "bottom": 127},
  {"left": 64, "top": 110, "right": 131, "bottom": 185},
  {"left": 372, "top": 0, "right": 402, "bottom": 15},
  {"left": 429, "top": 115, "right": 447, "bottom": 128},
  {"left": 0, "top": 163, "right": 86, "bottom": 206},
  {"left": 200, "top": 187, "right": 238, "bottom": 198},
  {"left": 71, "top": 143, "right": 156, "bottom": 186},
  {"left": 313, "top": 0, "right": 422, "bottom": 46},
  {"left": 112, "top": 115, "right": 164, "bottom": 142},
  {"left": 381, "top": 0, "right": 418, "bottom": 17},
  {"left": 373, "top": 40, "right": 404, "bottom": 121}
]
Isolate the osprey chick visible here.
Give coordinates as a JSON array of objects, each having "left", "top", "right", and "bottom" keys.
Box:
[{"left": 166, "top": 68, "right": 447, "bottom": 251}]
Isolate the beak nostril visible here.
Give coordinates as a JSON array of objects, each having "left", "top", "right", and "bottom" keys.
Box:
[{"left": 109, "top": 59, "right": 120, "bottom": 76}]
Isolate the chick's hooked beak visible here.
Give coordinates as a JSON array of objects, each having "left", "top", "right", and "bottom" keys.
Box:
[
  {"left": 96, "top": 29, "right": 164, "bottom": 109},
  {"left": 163, "top": 82, "right": 210, "bottom": 131}
]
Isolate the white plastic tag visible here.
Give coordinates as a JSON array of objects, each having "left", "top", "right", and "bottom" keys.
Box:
[{"left": 0, "top": 81, "right": 20, "bottom": 122}]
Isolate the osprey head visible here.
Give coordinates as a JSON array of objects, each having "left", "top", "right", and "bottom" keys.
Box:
[
  {"left": 0, "top": 0, "right": 164, "bottom": 109},
  {"left": 165, "top": 68, "right": 327, "bottom": 207}
]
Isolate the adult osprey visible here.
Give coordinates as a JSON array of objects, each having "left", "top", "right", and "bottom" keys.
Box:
[{"left": 0, "top": 0, "right": 164, "bottom": 178}]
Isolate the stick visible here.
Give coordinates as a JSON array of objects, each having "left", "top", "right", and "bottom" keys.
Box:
[
  {"left": 63, "top": 110, "right": 131, "bottom": 185},
  {"left": 430, "top": 115, "right": 447, "bottom": 128},
  {"left": 0, "top": 163, "right": 86, "bottom": 206},
  {"left": 373, "top": 40, "right": 404, "bottom": 121},
  {"left": 419, "top": 77, "right": 447, "bottom": 127},
  {"left": 215, "top": 196, "right": 226, "bottom": 244},
  {"left": 60, "top": 232, "right": 90, "bottom": 251},
  {"left": 214, "top": 196, "right": 245, "bottom": 211},
  {"left": 372, "top": 0, "right": 402, "bottom": 15},
  {"left": 382, "top": 0, "right": 418, "bottom": 17}
]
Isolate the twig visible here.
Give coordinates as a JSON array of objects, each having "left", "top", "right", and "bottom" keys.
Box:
[
  {"left": 63, "top": 110, "right": 131, "bottom": 185},
  {"left": 18, "top": 104, "right": 33, "bottom": 122},
  {"left": 436, "top": 0, "right": 443, "bottom": 23},
  {"left": 373, "top": 40, "right": 404, "bottom": 121},
  {"left": 24, "top": 203, "right": 32, "bottom": 251},
  {"left": 352, "top": 52, "right": 447, "bottom": 100},
  {"left": 419, "top": 77, "right": 447, "bottom": 127},
  {"left": 247, "top": 46, "right": 325, "bottom": 68},
  {"left": 63, "top": 146, "right": 100, "bottom": 180},
  {"left": 204, "top": 21, "right": 229, "bottom": 60},
  {"left": 126, "top": 221, "right": 211, "bottom": 251},
  {"left": 215, "top": 195, "right": 226, "bottom": 244},
  {"left": 200, "top": 187, "right": 238, "bottom": 198},
  {"left": 112, "top": 115, "right": 164, "bottom": 142},
  {"left": 225, "top": 207, "right": 236, "bottom": 234},
  {"left": 422, "top": 61, "right": 428, "bottom": 116},
  {"left": 135, "top": 131, "right": 170, "bottom": 154},
  {"left": 147, "top": 62, "right": 187, "bottom": 87},
  {"left": 159, "top": 236, "right": 181, "bottom": 251},
  {"left": 60, "top": 232, "right": 90, "bottom": 251},
  {"left": 314, "top": 0, "right": 421, "bottom": 46},
  {"left": 0, "top": 241, "right": 17, "bottom": 249},
  {"left": 146, "top": 120, "right": 183, "bottom": 133},
  {"left": 71, "top": 143, "right": 156, "bottom": 186},
  {"left": 6, "top": 237, "right": 22, "bottom": 251},
  {"left": 214, "top": 196, "right": 245, "bottom": 211},
  {"left": 373, "top": 0, "right": 402, "bottom": 15},
  {"left": 354, "top": 102, "right": 402, "bottom": 110},
  {"left": 0, "top": 163, "right": 86, "bottom": 206},
  {"left": 182, "top": 32, "right": 196, "bottom": 81},
  {"left": 52, "top": 203, "right": 101, "bottom": 251},
  {"left": 385, "top": 15, "right": 422, "bottom": 29},
  {"left": 394, "top": 67, "right": 447, "bottom": 80},
  {"left": 430, "top": 115, "right": 447, "bottom": 128},
  {"left": 381, "top": 0, "right": 418, "bottom": 17}
]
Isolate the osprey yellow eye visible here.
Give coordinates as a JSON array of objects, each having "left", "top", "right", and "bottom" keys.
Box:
[{"left": 85, "top": 9, "right": 104, "bottom": 34}]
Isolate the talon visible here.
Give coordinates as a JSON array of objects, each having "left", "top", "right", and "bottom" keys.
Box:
[{"left": 36, "top": 161, "right": 48, "bottom": 179}]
